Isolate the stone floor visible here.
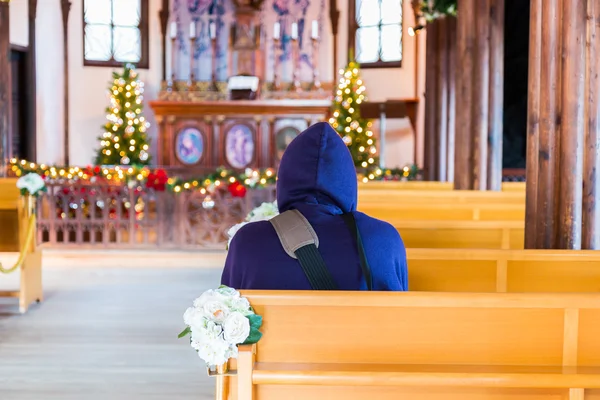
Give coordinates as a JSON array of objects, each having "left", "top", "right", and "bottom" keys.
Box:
[{"left": 0, "top": 265, "right": 223, "bottom": 400}]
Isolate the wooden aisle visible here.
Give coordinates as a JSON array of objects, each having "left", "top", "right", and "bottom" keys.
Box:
[{"left": 0, "top": 266, "right": 222, "bottom": 400}]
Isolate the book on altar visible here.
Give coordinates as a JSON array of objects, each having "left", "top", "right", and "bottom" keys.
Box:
[{"left": 228, "top": 76, "right": 260, "bottom": 100}]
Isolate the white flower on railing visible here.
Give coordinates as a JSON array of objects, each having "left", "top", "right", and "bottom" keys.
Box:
[
  {"left": 227, "top": 200, "right": 279, "bottom": 248},
  {"left": 16, "top": 173, "right": 46, "bottom": 197},
  {"left": 179, "top": 286, "right": 263, "bottom": 367}
]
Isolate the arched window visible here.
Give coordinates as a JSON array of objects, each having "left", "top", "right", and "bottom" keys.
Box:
[
  {"left": 349, "top": 0, "right": 403, "bottom": 68},
  {"left": 83, "top": 0, "right": 149, "bottom": 68}
]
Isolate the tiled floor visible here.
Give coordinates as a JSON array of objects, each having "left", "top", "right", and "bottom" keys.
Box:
[{"left": 0, "top": 265, "right": 223, "bottom": 400}]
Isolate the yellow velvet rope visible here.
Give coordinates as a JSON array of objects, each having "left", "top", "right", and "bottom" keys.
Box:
[{"left": 0, "top": 214, "right": 36, "bottom": 274}]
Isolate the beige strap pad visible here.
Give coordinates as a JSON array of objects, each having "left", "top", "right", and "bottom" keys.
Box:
[{"left": 269, "top": 210, "right": 319, "bottom": 259}]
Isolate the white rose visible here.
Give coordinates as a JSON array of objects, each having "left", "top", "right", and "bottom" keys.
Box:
[
  {"left": 216, "top": 286, "right": 240, "bottom": 299},
  {"left": 195, "top": 337, "right": 230, "bottom": 366},
  {"left": 183, "top": 306, "right": 206, "bottom": 328},
  {"left": 194, "top": 289, "right": 227, "bottom": 308},
  {"left": 191, "top": 320, "right": 223, "bottom": 343},
  {"left": 203, "top": 300, "right": 229, "bottom": 323},
  {"left": 17, "top": 173, "right": 45, "bottom": 195},
  {"left": 222, "top": 312, "right": 250, "bottom": 345},
  {"left": 231, "top": 297, "right": 252, "bottom": 315}
]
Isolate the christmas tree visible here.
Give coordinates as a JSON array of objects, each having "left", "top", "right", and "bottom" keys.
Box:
[
  {"left": 95, "top": 64, "right": 151, "bottom": 166},
  {"left": 329, "top": 60, "right": 378, "bottom": 172}
]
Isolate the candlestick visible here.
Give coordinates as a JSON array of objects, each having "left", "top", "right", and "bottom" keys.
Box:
[
  {"left": 209, "top": 21, "right": 216, "bottom": 39},
  {"left": 189, "top": 21, "right": 196, "bottom": 39},
  {"left": 291, "top": 22, "right": 298, "bottom": 40},
  {"left": 292, "top": 36, "right": 301, "bottom": 92},
  {"left": 169, "top": 36, "right": 177, "bottom": 91},
  {"left": 311, "top": 20, "right": 318, "bottom": 39},
  {"left": 211, "top": 37, "right": 218, "bottom": 91},
  {"left": 170, "top": 22, "right": 177, "bottom": 39},
  {"left": 189, "top": 37, "right": 196, "bottom": 86},
  {"left": 273, "top": 22, "right": 280, "bottom": 40},
  {"left": 311, "top": 37, "right": 321, "bottom": 91},
  {"left": 273, "top": 38, "right": 281, "bottom": 90}
]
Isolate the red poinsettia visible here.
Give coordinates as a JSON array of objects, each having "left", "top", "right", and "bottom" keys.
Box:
[
  {"left": 146, "top": 169, "right": 168, "bottom": 191},
  {"left": 93, "top": 166, "right": 101, "bottom": 175},
  {"left": 228, "top": 181, "right": 247, "bottom": 198}
]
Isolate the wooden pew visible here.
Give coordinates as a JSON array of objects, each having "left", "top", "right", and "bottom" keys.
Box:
[
  {"left": 394, "top": 220, "right": 524, "bottom": 249},
  {"left": 219, "top": 291, "right": 600, "bottom": 400},
  {"left": 358, "top": 181, "right": 526, "bottom": 192},
  {"left": 407, "top": 248, "right": 600, "bottom": 293},
  {"left": 358, "top": 189, "right": 526, "bottom": 206},
  {"left": 0, "top": 178, "right": 42, "bottom": 313},
  {"left": 359, "top": 202, "right": 525, "bottom": 221}
]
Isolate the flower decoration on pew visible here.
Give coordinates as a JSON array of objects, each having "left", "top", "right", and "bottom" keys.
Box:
[
  {"left": 16, "top": 173, "right": 46, "bottom": 197},
  {"left": 179, "top": 286, "right": 263, "bottom": 367},
  {"left": 227, "top": 200, "right": 279, "bottom": 248}
]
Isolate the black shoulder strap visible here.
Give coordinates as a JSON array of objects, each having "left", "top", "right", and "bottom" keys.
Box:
[
  {"left": 294, "top": 245, "right": 338, "bottom": 290},
  {"left": 270, "top": 210, "right": 338, "bottom": 290},
  {"left": 341, "top": 212, "right": 373, "bottom": 291}
]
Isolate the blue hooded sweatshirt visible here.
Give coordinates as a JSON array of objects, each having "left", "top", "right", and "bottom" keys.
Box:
[{"left": 221, "top": 122, "right": 408, "bottom": 291}]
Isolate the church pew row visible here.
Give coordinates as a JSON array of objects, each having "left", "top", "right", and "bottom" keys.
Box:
[
  {"left": 358, "top": 181, "right": 526, "bottom": 192},
  {"left": 393, "top": 220, "right": 524, "bottom": 249},
  {"left": 222, "top": 291, "right": 600, "bottom": 400},
  {"left": 358, "top": 203, "right": 525, "bottom": 221},
  {"left": 358, "top": 189, "right": 525, "bottom": 206},
  {"left": 406, "top": 248, "right": 600, "bottom": 292},
  {"left": 0, "top": 179, "right": 42, "bottom": 313}
]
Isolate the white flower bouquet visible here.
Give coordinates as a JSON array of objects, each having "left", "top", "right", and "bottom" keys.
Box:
[
  {"left": 16, "top": 173, "right": 46, "bottom": 197},
  {"left": 227, "top": 200, "right": 279, "bottom": 248},
  {"left": 179, "top": 286, "right": 263, "bottom": 367}
]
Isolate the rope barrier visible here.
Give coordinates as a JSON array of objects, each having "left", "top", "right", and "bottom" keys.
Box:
[{"left": 0, "top": 214, "right": 36, "bottom": 274}]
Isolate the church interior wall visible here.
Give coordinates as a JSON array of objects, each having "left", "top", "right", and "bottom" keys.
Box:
[{"left": 31, "top": 0, "right": 425, "bottom": 167}]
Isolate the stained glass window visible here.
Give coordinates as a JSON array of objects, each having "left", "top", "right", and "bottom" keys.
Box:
[
  {"left": 83, "top": 0, "right": 148, "bottom": 68},
  {"left": 351, "top": 0, "right": 402, "bottom": 67}
]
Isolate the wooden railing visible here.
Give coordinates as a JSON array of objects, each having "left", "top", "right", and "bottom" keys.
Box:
[{"left": 36, "top": 182, "right": 275, "bottom": 249}]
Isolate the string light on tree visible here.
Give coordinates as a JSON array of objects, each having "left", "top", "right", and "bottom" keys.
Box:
[
  {"left": 329, "top": 61, "right": 378, "bottom": 176},
  {"left": 95, "top": 64, "right": 151, "bottom": 166}
]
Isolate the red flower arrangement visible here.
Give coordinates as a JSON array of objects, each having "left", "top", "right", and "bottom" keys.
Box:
[
  {"left": 146, "top": 169, "right": 169, "bottom": 191},
  {"left": 227, "top": 181, "right": 247, "bottom": 198}
]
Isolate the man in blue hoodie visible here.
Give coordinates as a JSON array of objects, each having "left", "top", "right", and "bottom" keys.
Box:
[{"left": 221, "top": 122, "right": 408, "bottom": 291}]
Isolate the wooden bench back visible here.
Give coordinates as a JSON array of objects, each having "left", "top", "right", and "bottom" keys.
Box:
[
  {"left": 407, "top": 248, "right": 600, "bottom": 292},
  {"left": 0, "top": 178, "right": 23, "bottom": 252},
  {"left": 358, "top": 181, "right": 526, "bottom": 192},
  {"left": 394, "top": 220, "right": 524, "bottom": 249},
  {"left": 358, "top": 189, "right": 526, "bottom": 206},
  {"left": 224, "top": 292, "right": 600, "bottom": 400},
  {"left": 242, "top": 291, "right": 595, "bottom": 367},
  {"left": 359, "top": 203, "right": 525, "bottom": 221}
]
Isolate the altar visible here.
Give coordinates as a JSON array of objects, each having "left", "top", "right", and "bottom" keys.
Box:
[{"left": 150, "top": 99, "right": 330, "bottom": 173}]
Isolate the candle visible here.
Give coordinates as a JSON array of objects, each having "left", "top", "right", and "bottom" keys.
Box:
[
  {"left": 170, "top": 22, "right": 177, "bottom": 39},
  {"left": 311, "top": 20, "right": 318, "bottom": 39},
  {"left": 273, "top": 22, "right": 281, "bottom": 40},
  {"left": 291, "top": 22, "right": 298, "bottom": 40},
  {"left": 209, "top": 21, "right": 216, "bottom": 39},
  {"left": 189, "top": 21, "right": 196, "bottom": 38}
]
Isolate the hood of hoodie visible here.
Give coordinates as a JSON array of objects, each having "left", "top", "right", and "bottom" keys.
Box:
[{"left": 276, "top": 122, "right": 358, "bottom": 214}]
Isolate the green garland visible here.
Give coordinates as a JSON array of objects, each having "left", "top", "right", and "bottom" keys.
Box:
[{"left": 419, "top": 0, "right": 457, "bottom": 22}]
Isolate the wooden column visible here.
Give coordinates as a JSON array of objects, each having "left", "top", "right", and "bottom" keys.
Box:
[
  {"left": 454, "top": 0, "right": 504, "bottom": 190},
  {"left": 423, "top": 16, "right": 456, "bottom": 182},
  {"left": 159, "top": 0, "right": 169, "bottom": 81},
  {"left": 26, "top": 0, "right": 38, "bottom": 161},
  {"left": 61, "top": 0, "right": 71, "bottom": 165},
  {"left": 0, "top": 0, "right": 10, "bottom": 177},
  {"left": 525, "top": 0, "right": 600, "bottom": 249}
]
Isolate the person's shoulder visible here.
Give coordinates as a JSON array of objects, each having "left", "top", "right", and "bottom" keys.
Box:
[
  {"left": 229, "top": 220, "right": 278, "bottom": 250},
  {"left": 354, "top": 212, "right": 404, "bottom": 246}
]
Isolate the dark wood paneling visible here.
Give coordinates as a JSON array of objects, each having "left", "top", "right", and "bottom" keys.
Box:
[{"left": 0, "top": 1, "right": 10, "bottom": 177}]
